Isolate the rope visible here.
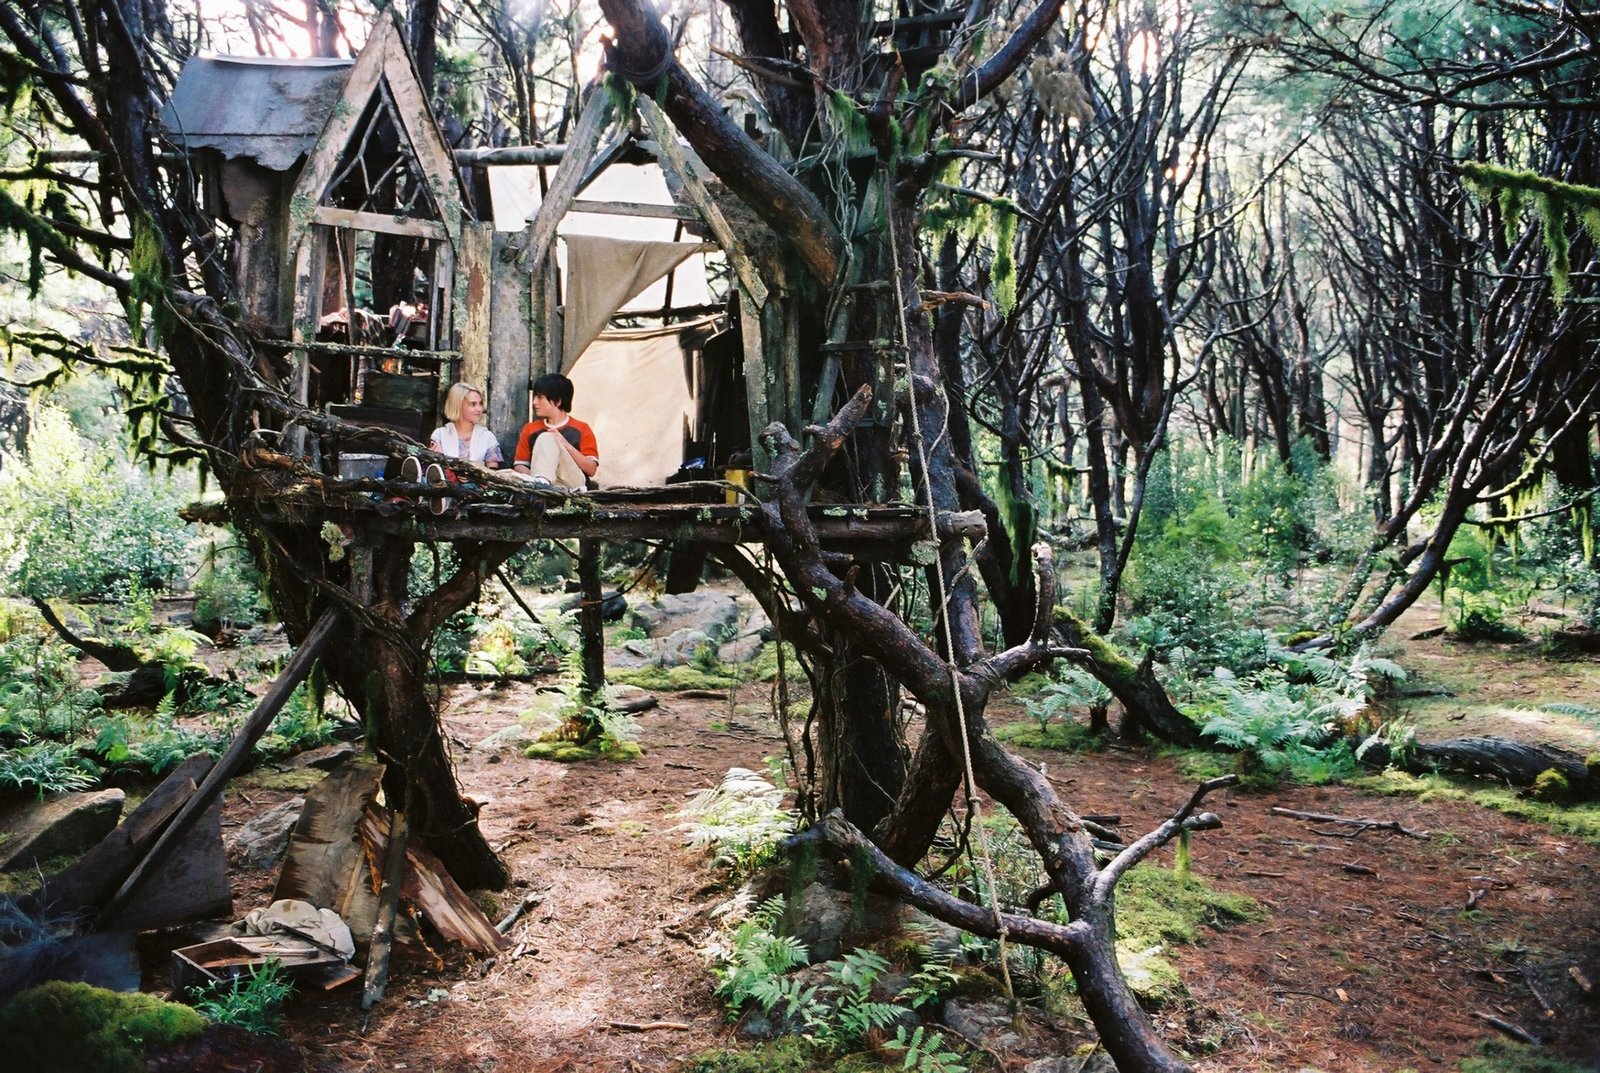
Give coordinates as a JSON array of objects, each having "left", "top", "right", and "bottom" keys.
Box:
[{"left": 883, "top": 168, "right": 1016, "bottom": 1004}]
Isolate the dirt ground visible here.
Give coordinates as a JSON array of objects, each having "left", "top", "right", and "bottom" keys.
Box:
[{"left": 187, "top": 601, "right": 1600, "bottom": 1073}]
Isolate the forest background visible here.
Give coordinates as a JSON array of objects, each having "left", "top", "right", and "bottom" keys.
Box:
[{"left": 0, "top": 0, "right": 1597, "bottom": 1071}]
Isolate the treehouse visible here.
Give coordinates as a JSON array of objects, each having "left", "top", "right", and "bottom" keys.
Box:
[{"left": 157, "top": 12, "right": 964, "bottom": 568}]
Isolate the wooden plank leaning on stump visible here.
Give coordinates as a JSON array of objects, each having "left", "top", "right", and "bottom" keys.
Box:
[{"left": 97, "top": 607, "right": 344, "bottom": 928}]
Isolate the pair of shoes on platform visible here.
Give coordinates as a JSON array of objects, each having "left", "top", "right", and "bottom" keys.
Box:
[{"left": 401, "top": 457, "right": 450, "bottom": 514}]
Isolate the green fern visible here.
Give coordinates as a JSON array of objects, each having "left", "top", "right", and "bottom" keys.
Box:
[{"left": 884, "top": 1025, "right": 969, "bottom": 1073}]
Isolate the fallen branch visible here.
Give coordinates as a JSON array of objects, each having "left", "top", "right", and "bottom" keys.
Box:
[
  {"left": 1270, "top": 807, "right": 1429, "bottom": 840},
  {"left": 1472, "top": 1011, "right": 1542, "bottom": 1045},
  {"left": 606, "top": 1020, "right": 691, "bottom": 1032}
]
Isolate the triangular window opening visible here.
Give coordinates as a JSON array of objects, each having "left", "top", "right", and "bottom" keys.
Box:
[{"left": 321, "top": 82, "right": 440, "bottom": 222}]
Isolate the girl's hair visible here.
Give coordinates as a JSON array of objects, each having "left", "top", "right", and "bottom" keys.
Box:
[{"left": 442, "top": 381, "right": 484, "bottom": 422}]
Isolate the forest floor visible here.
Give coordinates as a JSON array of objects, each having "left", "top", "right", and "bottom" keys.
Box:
[{"left": 160, "top": 594, "right": 1600, "bottom": 1073}]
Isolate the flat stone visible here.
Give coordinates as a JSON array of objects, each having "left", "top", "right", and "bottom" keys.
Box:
[
  {"left": 291, "top": 743, "right": 357, "bottom": 770},
  {"left": 227, "top": 796, "right": 305, "bottom": 869},
  {"left": 717, "top": 635, "right": 764, "bottom": 665},
  {"left": 0, "top": 788, "right": 125, "bottom": 871},
  {"left": 627, "top": 591, "right": 739, "bottom": 639}
]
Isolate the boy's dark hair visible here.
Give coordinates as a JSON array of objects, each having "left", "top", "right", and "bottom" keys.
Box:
[{"left": 531, "top": 373, "right": 575, "bottom": 412}]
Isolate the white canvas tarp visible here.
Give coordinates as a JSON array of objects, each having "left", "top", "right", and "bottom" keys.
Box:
[
  {"left": 560, "top": 234, "right": 702, "bottom": 370},
  {"left": 568, "top": 321, "right": 711, "bottom": 488}
]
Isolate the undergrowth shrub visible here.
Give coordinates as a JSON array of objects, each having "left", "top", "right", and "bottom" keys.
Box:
[
  {"left": 0, "top": 407, "right": 192, "bottom": 600},
  {"left": 679, "top": 766, "right": 796, "bottom": 881}
]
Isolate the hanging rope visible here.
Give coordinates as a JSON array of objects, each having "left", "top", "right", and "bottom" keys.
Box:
[{"left": 883, "top": 167, "right": 1017, "bottom": 1004}]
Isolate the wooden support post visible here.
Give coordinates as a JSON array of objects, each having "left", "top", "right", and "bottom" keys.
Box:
[
  {"left": 362, "top": 809, "right": 410, "bottom": 1010},
  {"left": 578, "top": 538, "right": 605, "bottom": 699},
  {"left": 97, "top": 607, "right": 344, "bottom": 927}
]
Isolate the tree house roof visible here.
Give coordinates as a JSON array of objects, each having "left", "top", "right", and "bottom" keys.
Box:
[{"left": 159, "top": 56, "right": 353, "bottom": 172}]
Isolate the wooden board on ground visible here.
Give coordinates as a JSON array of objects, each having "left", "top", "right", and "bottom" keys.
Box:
[
  {"left": 28, "top": 755, "right": 212, "bottom": 919},
  {"left": 102, "top": 795, "right": 232, "bottom": 931},
  {"left": 274, "top": 762, "right": 385, "bottom": 953},
  {"left": 357, "top": 804, "right": 507, "bottom": 955}
]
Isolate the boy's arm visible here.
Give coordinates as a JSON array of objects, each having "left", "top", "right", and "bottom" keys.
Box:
[{"left": 556, "top": 432, "right": 599, "bottom": 478}]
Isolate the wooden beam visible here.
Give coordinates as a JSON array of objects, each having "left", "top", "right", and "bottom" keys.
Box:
[
  {"left": 97, "top": 608, "right": 344, "bottom": 927},
  {"left": 311, "top": 206, "right": 449, "bottom": 240},
  {"left": 636, "top": 96, "right": 767, "bottom": 307},
  {"left": 455, "top": 145, "right": 567, "bottom": 166},
  {"left": 568, "top": 199, "right": 701, "bottom": 221},
  {"left": 525, "top": 81, "right": 614, "bottom": 384}
]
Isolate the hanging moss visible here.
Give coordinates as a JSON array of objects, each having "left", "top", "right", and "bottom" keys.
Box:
[
  {"left": 826, "top": 90, "right": 872, "bottom": 156},
  {"left": 1459, "top": 161, "right": 1600, "bottom": 302}
]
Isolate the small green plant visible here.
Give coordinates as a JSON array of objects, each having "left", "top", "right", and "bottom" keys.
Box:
[
  {"left": 712, "top": 895, "right": 811, "bottom": 1011},
  {"left": 189, "top": 958, "right": 295, "bottom": 1036},
  {"left": 679, "top": 767, "right": 796, "bottom": 880},
  {"left": 0, "top": 736, "right": 98, "bottom": 798},
  {"left": 883, "top": 1025, "right": 968, "bottom": 1073}
]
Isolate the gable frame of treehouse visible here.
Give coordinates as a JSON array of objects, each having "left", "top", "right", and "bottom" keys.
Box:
[
  {"left": 511, "top": 82, "right": 792, "bottom": 473},
  {"left": 283, "top": 10, "right": 481, "bottom": 452}
]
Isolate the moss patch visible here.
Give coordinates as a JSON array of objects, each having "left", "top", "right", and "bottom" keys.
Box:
[
  {"left": 1113, "top": 865, "right": 1263, "bottom": 1004},
  {"left": 0, "top": 981, "right": 206, "bottom": 1073},
  {"left": 683, "top": 1037, "right": 823, "bottom": 1073},
  {"left": 1458, "top": 1039, "right": 1600, "bottom": 1073},
  {"left": 1353, "top": 769, "right": 1600, "bottom": 845},
  {"left": 611, "top": 664, "right": 746, "bottom": 691},
  {"left": 994, "top": 720, "right": 1103, "bottom": 752},
  {"left": 235, "top": 766, "right": 328, "bottom": 793},
  {"left": 524, "top": 738, "right": 644, "bottom": 763}
]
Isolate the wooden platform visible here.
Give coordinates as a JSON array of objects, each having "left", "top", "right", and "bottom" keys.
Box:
[{"left": 252, "top": 477, "right": 982, "bottom": 561}]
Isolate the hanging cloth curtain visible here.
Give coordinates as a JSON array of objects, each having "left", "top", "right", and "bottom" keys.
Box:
[{"left": 561, "top": 233, "right": 703, "bottom": 370}]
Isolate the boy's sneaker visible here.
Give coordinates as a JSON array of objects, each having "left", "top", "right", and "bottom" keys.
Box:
[{"left": 426, "top": 463, "right": 450, "bottom": 515}]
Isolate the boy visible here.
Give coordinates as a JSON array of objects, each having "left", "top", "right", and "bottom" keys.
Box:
[{"left": 513, "top": 373, "right": 599, "bottom": 489}]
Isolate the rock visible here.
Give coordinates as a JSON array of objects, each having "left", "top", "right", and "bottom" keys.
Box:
[
  {"left": 657, "top": 628, "right": 715, "bottom": 668},
  {"left": 627, "top": 592, "right": 739, "bottom": 639},
  {"left": 291, "top": 743, "right": 356, "bottom": 770},
  {"left": 0, "top": 789, "right": 125, "bottom": 871},
  {"left": 607, "top": 638, "right": 656, "bottom": 668},
  {"left": 785, "top": 881, "right": 909, "bottom": 963},
  {"left": 557, "top": 590, "right": 628, "bottom": 621},
  {"left": 1025, "top": 1055, "right": 1116, "bottom": 1073},
  {"left": 227, "top": 797, "right": 304, "bottom": 869},
  {"left": 717, "top": 635, "right": 764, "bottom": 665},
  {"left": 942, "top": 997, "right": 1011, "bottom": 1046},
  {"left": 737, "top": 608, "right": 771, "bottom": 639}
]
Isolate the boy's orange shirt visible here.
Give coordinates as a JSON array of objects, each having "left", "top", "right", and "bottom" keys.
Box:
[{"left": 513, "top": 417, "right": 598, "bottom": 466}]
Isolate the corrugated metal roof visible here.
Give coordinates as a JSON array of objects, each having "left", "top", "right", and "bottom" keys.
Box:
[{"left": 159, "top": 55, "right": 353, "bottom": 172}]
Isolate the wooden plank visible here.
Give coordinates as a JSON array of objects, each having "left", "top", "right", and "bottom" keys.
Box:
[
  {"left": 522, "top": 83, "right": 614, "bottom": 273},
  {"left": 273, "top": 760, "right": 384, "bottom": 956},
  {"left": 97, "top": 608, "right": 343, "bottom": 927},
  {"left": 103, "top": 796, "right": 231, "bottom": 932},
  {"left": 362, "top": 809, "right": 410, "bottom": 1010},
  {"left": 488, "top": 230, "right": 533, "bottom": 438},
  {"left": 636, "top": 96, "right": 768, "bottom": 307},
  {"left": 739, "top": 291, "right": 771, "bottom": 472},
  {"left": 29, "top": 754, "right": 212, "bottom": 918},
  {"left": 381, "top": 48, "right": 466, "bottom": 244},
  {"left": 459, "top": 222, "right": 493, "bottom": 397},
  {"left": 568, "top": 199, "right": 701, "bottom": 221},
  {"left": 310, "top": 206, "right": 448, "bottom": 240},
  {"left": 357, "top": 805, "right": 507, "bottom": 955}
]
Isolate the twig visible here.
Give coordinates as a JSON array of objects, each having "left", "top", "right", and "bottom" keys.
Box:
[
  {"left": 496, "top": 892, "right": 543, "bottom": 934},
  {"left": 606, "top": 1020, "right": 691, "bottom": 1032},
  {"left": 1568, "top": 965, "right": 1593, "bottom": 993},
  {"left": 1519, "top": 965, "right": 1557, "bottom": 1017},
  {"left": 1342, "top": 863, "right": 1379, "bottom": 877},
  {"left": 1472, "top": 1011, "right": 1542, "bottom": 1045},
  {"left": 1270, "top": 807, "right": 1429, "bottom": 839}
]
